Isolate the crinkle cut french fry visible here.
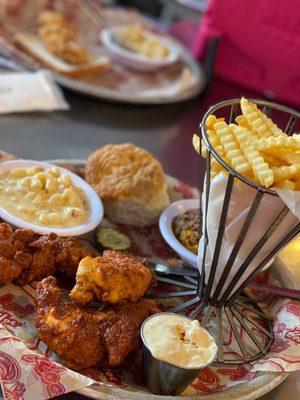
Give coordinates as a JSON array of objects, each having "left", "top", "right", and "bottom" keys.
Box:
[
  {"left": 205, "top": 115, "right": 226, "bottom": 155},
  {"left": 241, "top": 97, "right": 285, "bottom": 138},
  {"left": 210, "top": 158, "right": 227, "bottom": 177},
  {"left": 205, "top": 115, "right": 225, "bottom": 129},
  {"left": 270, "top": 149, "right": 300, "bottom": 165},
  {"left": 255, "top": 136, "right": 300, "bottom": 152},
  {"left": 207, "top": 129, "right": 226, "bottom": 157},
  {"left": 294, "top": 180, "right": 300, "bottom": 191},
  {"left": 229, "top": 123, "right": 274, "bottom": 187},
  {"left": 195, "top": 100, "right": 299, "bottom": 190},
  {"left": 277, "top": 179, "right": 296, "bottom": 190},
  {"left": 235, "top": 115, "right": 252, "bottom": 131},
  {"left": 193, "top": 134, "right": 200, "bottom": 154},
  {"left": 213, "top": 121, "right": 252, "bottom": 175},
  {"left": 201, "top": 139, "right": 206, "bottom": 158},
  {"left": 192, "top": 134, "right": 210, "bottom": 159},
  {"left": 271, "top": 164, "right": 300, "bottom": 183},
  {"left": 261, "top": 152, "right": 284, "bottom": 167},
  {"left": 193, "top": 133, "right": 227, "bottom": 179},
  {"left": 196, "top": 115, "right": 227, "bottom": 159}
]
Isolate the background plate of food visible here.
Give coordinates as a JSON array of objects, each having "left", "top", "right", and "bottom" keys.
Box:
[
  {"left": 0, "top": 1, "right": 205, "bottom": 104},
  {"left": 100, "top": 24, "right": 179, "bottom": 72}
]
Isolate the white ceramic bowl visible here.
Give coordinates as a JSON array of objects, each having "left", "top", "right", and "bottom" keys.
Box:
[
  {"left": 159, "top": 199, "right": 200, "bottom": 268},
  {"left": 0, "top": 160, "right": 103, "bottom": 236},
  {"left": 100, "top": 28, "right": 179, "bottom": 72}
]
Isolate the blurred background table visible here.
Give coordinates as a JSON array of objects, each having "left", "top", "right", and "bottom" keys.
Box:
[
  {"left": 0, "top": 76, "right": 299, "bottom": 400},
  {"left": 0, "top": 76, "right": 268, "bottom": 189}
]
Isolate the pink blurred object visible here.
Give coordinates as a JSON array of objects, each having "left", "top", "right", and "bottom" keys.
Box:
[
  {"left": 169, "top": 20, "right": 199, "bottom": 50},
  {"left": 193, "top": 0, "right": 300, "bottom": 107}
]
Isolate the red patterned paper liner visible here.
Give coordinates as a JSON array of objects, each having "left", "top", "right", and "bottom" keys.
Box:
[{"left": 0, "top": 153, "right": 298, "bottom": 399}]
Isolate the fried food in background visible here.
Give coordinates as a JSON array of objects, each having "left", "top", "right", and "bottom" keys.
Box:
[
  {"left": 118, "top": 23, "right": 169, "bottom": 59},
  {"left": 85, "top": 144, "right": 170, "bottom": 227},
  {"left": 0, "top": 222, "right": 93, "bottom": 285},
  {"left": 70, "top": 250, "right": 153, "bottom": 305},
  {"left": 35, "top": 276, "right": 159, "bottom": 370},
  {"left": 38, "top": 10, "right": 89, "bottom": 65},
  {"left": 194, "top": 98, "right": 300, "bottom": 190}
]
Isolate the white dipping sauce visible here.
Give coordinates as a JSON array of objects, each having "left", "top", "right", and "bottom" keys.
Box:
[{"left": 143, "top": 314, "right": 217, "bottom": 369}]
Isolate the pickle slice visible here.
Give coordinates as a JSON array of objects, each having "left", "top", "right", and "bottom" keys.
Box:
[{"left": 95, "top": 226, "right": 131, "bottom": 253}]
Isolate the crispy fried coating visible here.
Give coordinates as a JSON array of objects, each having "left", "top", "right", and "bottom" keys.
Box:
[
  {"left": 70, "top": 250, "right": 153, "bottom": 305},
  {"left": 35, "top": 277, "right": 159, "bottom": 370},
  {"left": 38, "top": 10, "right": 89, "bottom": 65},
  {"left": 0, "top": 224, "right": 35, "bottom": 283},
  {"left": 54, "top": 237, "right": 93, "bottom": 278},
  {"left": 99, "top": 300, "right": 159, "bottom": 366},
  {"left": 0, "top": 222, "right": 93, "bottom": 285},
  {"left": 35, "top": 276, "right": 105, "bottom": 370},
  {"left": 16, "top": 233, "right": 58, "bottom": 285}
]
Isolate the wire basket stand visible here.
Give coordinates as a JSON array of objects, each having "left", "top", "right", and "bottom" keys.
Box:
[{"left": 154, "top": 99, "right": 300, "bottom": 365}]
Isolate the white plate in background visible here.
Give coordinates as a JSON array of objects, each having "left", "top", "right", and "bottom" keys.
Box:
[{"left": 100, "top": 27, "right": 179, "bottom": 71}]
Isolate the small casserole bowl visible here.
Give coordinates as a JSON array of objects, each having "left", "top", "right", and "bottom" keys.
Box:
[
  {"left": 100, "top": 27, "right": 179, "bottom": 72},
  {"left": 159, "top": 199, "right": 200, "bottom": 268},
  {"left": 159, "top": 199, "right": 274, "bottom": 271},
  {"left": 0, "top": 160, "right": 103, "bottom": 236}
]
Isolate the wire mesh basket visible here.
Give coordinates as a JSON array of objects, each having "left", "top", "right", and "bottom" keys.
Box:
[{"left": 155, "top": 99, "right": 300, "bottom": 365}]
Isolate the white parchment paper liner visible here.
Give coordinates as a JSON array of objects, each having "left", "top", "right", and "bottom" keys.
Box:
[{"left": 198, "top": 173, "right": 299, "bottom": 300}]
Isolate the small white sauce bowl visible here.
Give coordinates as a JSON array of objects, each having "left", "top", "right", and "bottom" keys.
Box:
[
  {"left": 100, "top": 27, "right": 179, "bottom": 72},
  {"left": 0, "top": 160, "right": 103, "bottom": 237},
  {"left": 159, "top": 199, "right": 200, "bottom": 268}
]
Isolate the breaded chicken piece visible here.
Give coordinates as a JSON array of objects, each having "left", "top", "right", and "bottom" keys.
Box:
[
  {"left": 16, "top": 233, "right": 58, "bottom": 285},
  {"left": 35, "top": 277, "right": 159, "bottom": 370},
  {"left": 0, "top": 224, "right": 34, "bottom": 283},
  {"left": 38, "top": 10, "right": 89, "bottom": 65},
  {"left": 35, "top": 276, "right": 105, "bottom": 371},
  {"left": 0, "top": 222, "right": 93, "bottom": 285},
  {"left": 54, "top": 237, "right": 94, "bottom": 278},
  {"left": 70, "top": 250, "right": 153, "bottom": 305},
  {"left": 99, "top": 300, "right": 159, "bottom": 366}
]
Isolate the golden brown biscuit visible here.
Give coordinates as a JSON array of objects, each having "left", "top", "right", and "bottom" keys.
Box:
[{"left": 85, "top": 144, "right": 170, "bottom": 226}]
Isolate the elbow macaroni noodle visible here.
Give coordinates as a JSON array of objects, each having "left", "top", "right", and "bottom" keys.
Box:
[{"left": 0, "top": 166, "right": 90, "bottom": 228}]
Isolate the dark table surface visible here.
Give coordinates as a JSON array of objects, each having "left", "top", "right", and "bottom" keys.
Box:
[
  {"left": 0, "top": 76, "right": 299, "bottom": 400},
  {"left": 0, "top": 77, "right": 267, "bottom": 189}
]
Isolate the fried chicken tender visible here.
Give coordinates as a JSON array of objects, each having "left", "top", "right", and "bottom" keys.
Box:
[
  {"left": 54, "top": 237, "right": 93, "bottom": 278},
  {"left": 98, "top": 300, "right": 159, "bottom": 366},
  {"left": 0, "top": 224, "right": 35, "bottom": 283},
  {"left": 35, "top": 276, "right": 105, "bottom": 370},
  {"left": 37, "top": 10, "right": 66, "bottom": 27},
  {"left": 35, "top": 276, "right": 159, "bottom": 370},
  {"left": 16, "top": 233, "right": 58, "bottom": 285},
  {"left": 0, "top": 222, "right": 93, "bottom": 285},
  {"left": 70, "top": 250, "right": 153, "bottom": 305}
]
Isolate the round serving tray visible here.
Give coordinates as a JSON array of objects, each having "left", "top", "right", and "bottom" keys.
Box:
[
  {"left": 77, "top": 260, "right": 290, "bottom": 400},
  {"left": 49, "top": 159, "right": 290, "bottom": 400},
  {"left": 77, "top": 373, "right": 288, "bottom": 400},
  {"left": 0, "top": 2, "right": 205, "bottom": 105},
  {"left": 54, "top": 44, "right": 205, "bottom": 105}
]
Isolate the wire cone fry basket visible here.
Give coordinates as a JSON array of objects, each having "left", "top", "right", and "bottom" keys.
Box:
[{"left": 155, "top": 99, "right": 300, "bottom": 365}]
